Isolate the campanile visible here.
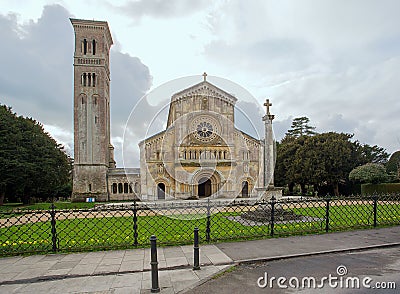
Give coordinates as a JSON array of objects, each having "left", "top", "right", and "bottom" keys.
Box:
[{"left": 70, "top": 19, "right": 115, "bottom": 201}]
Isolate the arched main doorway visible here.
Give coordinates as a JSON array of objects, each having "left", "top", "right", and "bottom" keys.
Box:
[
  {"left": 198, "top": 177, "right": 212, "bottom": 197},
  {"left": 241, "top": 181, "right": 249, "bottom": 197},
  {"left": 157, "top": 183, "right": 165, "bottom": 200}
]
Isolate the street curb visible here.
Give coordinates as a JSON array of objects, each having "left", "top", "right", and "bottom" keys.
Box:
[
  {"left": 178, "top": 264, "right": 236, "bottom": 294},
  {"left": 234, "top": 242, "right": 400, "bottom": 265}
]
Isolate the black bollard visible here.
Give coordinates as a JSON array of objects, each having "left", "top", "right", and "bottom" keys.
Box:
[
  {"left": 150, "top": 235, "right": 160, "bottom": 293},
  {"left": 193, "top": 227, "right": 200, "bottom": 270}
]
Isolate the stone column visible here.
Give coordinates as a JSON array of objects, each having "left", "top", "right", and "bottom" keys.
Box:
[{"left": 262, "top": 99, "right": 275, "bottom": 188}]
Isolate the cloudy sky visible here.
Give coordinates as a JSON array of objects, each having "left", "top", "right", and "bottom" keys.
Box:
[{"left": 1, "top": 0, "right": 399, "bottom": 167}]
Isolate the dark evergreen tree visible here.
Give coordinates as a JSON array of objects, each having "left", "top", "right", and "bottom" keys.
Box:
[
  {"left": 355, "top": 143, "right": 389, "bottom": 165},
  {"left": 386, "top": 151, "right": 400, "bottom": 181},
  {"left": 0, "top": 105, "right": 72, "bottom": 204},
  {"left": 294, "top": 132, "right": 356, "bottom": 196},
  {"left": 275, "top": 117, "right": 390, "bottom": 196},
  {"left": 285, "top": 117, "right": 317, "bottom": 138}
]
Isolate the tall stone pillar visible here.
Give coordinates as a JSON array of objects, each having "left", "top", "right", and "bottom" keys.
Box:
[{"left": 262, "top": 99, "right": 275, "bottom": 188}]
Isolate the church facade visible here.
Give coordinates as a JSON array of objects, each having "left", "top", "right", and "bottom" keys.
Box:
[
  {"left": 139, "top": 77, "right": 264, "bottom": 200},
  {"left": 70, "top": 19, "right": 278, "bottom": 202}
]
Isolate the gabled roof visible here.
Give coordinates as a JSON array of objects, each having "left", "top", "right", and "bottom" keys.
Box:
[
  {"left": 167, "top": 80, "right": 238, "bottom": 127},
  {"left": 171, "top": 80, "right": 237, "bottom": 104}
]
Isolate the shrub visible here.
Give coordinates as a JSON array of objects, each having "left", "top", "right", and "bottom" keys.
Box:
[{"left": 361, "top": 183, "right": 400, "bottom": 195}]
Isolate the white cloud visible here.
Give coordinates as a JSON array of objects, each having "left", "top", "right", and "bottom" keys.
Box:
[
  {"left": 108, "top": 0, "right": 210, "bottom": 21},
  {"left": 0, "top": 5, "right": 153, "bottom": 166},
  {"left": 202, "top": 0, "right": 400, "bottom": 154}
]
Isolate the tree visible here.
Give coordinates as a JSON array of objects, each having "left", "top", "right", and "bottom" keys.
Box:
[
  {"left": 275, "top": 136, "right": 307, "bottom": 194},
  {"left": 294, "top": 132, "right": 357, "bottom": 196},
  {"left": 285, "top": 117, "right": 317, "bottom": 138},
  {"left": 349, "top": 163, "right": 388, "bottom": 184},
  {"left": 276, "top": 118, "right": 316, "bottom": 195},
  {"left": 275, "top": 119, "right": 390, "bottom": 196},
  {"left": 0, "top": 105, "right": 72, "bottom": 204},
  {"left": 356, "top": 143, "right": 389, "bottom": 165},
  {"left": 386, "top": 151, "right": 400, "bottom": 180}
]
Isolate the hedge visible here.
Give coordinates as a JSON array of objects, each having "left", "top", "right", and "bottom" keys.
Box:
[{"left": 361, "top": 183, "right": 400, "bottom": 195}]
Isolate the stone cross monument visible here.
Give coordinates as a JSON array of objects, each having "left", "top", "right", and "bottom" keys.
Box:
[{"left": 263, "top": 99, "right": 275, "bottom": 188}]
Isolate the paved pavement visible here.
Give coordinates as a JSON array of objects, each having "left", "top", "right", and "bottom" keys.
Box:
[
  {"left": 0, "top": 226, "right": 399, "bottom": 293},
  {"left": 187, "top": 247, "right": 400, "bottom": 293}
]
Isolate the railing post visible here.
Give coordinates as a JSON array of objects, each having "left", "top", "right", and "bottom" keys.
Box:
[
  {"left": 50, "top": 203, "right": 57, "bottom": 252},
  {"left": 206, "top": 198, "right": 211, "bottom": 242},
  {"left": 150, "top": 235, "right": 160, "bottom": 293},
  {"left": 373, "top": 193, "right": 378, "bottom": 227},
  {"left": 325, "top": 198, "right": 330, "bottom": 232},
  {"left": 193, "top": 227, "right": 200, "bottom": 270},
  {"left": 270, "top": 196, "right": 275, "bottom": 237},
  {"left": 133, "top": 200, "right": 138, "bottom": 246}
]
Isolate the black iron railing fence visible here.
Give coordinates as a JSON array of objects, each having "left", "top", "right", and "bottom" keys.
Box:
[{"left": 1, "top": 194, "right": 399, "bottom": 256}]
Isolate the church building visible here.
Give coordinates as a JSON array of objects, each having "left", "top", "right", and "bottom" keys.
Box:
[{"left": 70, "top": 19, "right": 279, "bottom": 202}]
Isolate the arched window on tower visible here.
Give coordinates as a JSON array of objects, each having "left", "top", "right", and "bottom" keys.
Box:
[
  {"left": 118, "top": 183, "right": 123, "bottom": 194},
  {"left": 92, "top": 73, "right": 96, "bottom": 87},
  {"left": 124, "top": 183, "right": 128, "bottom": 194},
  {"left": 83, "top": 39, "right": 87, "bottom": 55},
  {"left": 92, "top": 40, "right": 96, "bottom": 55},
  {"left": 83, "top": 73, "right": 87, "bottom": 86},
  {"left": 88, "top": 73, "right": 91, "bottom": 87},
  {"left": 112, "top": 183, "right": 117, "bottom": 194}
]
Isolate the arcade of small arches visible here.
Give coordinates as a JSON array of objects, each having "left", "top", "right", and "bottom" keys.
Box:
[
  {"left": 179, "top": 148, "right": 231, "bottom": 160},
  {"left": 110, "top": 181, "right": 140, "bottom": 195}
]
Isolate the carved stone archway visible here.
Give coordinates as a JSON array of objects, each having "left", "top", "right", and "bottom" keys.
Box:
[{"left": 192, "top": 169, "right": 222, "bottom": 198}]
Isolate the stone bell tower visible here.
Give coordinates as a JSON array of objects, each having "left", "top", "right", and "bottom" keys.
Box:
[{"left": 70, "top": 19, "right": 115, "bottom": 202}]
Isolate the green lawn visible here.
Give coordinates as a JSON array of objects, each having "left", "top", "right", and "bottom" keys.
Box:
[
  {"left": 1, "top": 202, "right": 399, "bottom": 256},
  {"left": 0, "top": 202, "right": 98, "bottom": 211},
  {"left": 0, "top": 201, "right": 136, "bottom": 212}
]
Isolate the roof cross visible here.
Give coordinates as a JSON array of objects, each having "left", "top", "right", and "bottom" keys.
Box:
[{"left": 202, "top": 72, "right": 207, "bottom": 82}]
